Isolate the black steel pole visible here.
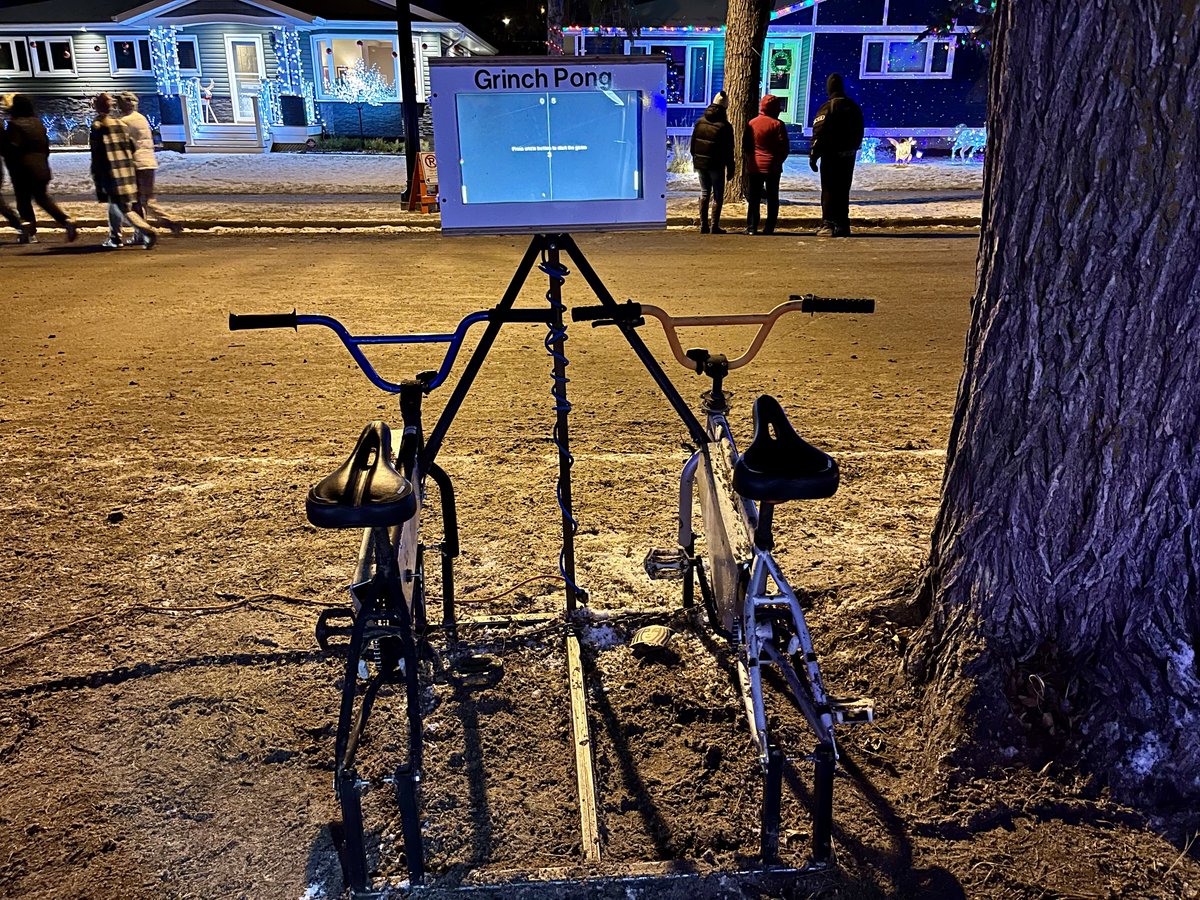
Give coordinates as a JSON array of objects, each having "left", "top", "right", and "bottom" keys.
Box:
[
  {"left": 396, "top": 1, "right": 420, "bottom": 200},
  {"left": 546, "top": 238, "right": 579, "bottom": 613}
]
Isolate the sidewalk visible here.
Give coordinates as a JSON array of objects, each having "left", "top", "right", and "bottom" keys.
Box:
[{"left": 36, "top": 151, "right": 984, "bottom": 232}]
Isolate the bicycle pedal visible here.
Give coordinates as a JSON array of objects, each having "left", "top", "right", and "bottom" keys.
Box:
[
  {"left": 315, "top": 607, "right": 355, "bottom": 653},
  {"left": 830, "top": 695, "right": 875, "bottom": 725},
  {"left": 643, "top": 548, "right": 687, "bottom": 580}
]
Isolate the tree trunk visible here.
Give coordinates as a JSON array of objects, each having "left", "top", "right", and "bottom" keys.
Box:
[
  {"left": 908, "top": 0, "right": 1200, "bottom": 815},
  {"left": 723, "top": 0, "right": 771, "bottom": 203}
]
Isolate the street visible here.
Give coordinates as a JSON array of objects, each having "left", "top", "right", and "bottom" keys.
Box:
[{"left": 0, "top": 230, "right": 1046, "bottom": 899}]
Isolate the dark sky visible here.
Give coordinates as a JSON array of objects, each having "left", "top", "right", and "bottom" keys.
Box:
[{"left": 427, "top": 0, "right": 550, "bottom": 54}]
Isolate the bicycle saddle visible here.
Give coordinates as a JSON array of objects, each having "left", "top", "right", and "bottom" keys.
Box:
[
  {"left": 732, "top": 395, "right": 839, "bottom": 502},
  {"left": 306, "top": 420, "right": 417, "bottom": 529}
]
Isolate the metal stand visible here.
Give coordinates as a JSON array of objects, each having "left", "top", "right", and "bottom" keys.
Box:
[{"left": 420, "top": 233, "right": 707, "bottom": 614}]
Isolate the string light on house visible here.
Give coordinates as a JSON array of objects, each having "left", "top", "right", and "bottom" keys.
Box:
[
  {"left": 149, "top": 25, "right": 181, "bottom": 95},
  {"left": 271, "top": 26, "right": 304, "bottom": 94}
]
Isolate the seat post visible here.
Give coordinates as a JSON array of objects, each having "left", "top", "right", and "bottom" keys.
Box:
[{"left": 754, "top": 502, "right": 775, "bottom": 551}]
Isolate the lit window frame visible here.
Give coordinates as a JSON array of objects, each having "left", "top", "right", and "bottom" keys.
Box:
[
  {"left": 310, "top": 33, "right": 409, "bottom": 103},
  {"left": 106, "top": 34, "right": 153, "bottom": 76},
  {"left": 176, "top": 34, "right": 201, "bottom": 77},
  {"left": 859, "top": 35, "right": 955, "bottom": 80},
  {"left": 29, "top": 35, "right": 78, "bottom": 77},
  {"left": 628, "top": 38, "right": 714, "bottom": 107},
  {"left": 0, "top": 36, "right": 31, "bottom": 76}
]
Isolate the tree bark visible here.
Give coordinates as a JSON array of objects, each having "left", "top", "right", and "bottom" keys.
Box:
[
  {"left": 723, "top": 0, "right": 772, "bottom": 203},
  {"left": 908, "top": 0, "right": 1200, "bottom": 815}
]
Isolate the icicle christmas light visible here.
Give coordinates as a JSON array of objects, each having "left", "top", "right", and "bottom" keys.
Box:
[
  {"left": 271, "top": 26, "right": 304, "bottom": 94},
  {"left": 149, "top": 26, "right": 181, "bottom": 95}
]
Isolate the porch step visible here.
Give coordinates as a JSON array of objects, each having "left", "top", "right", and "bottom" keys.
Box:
[
  {"left": 193, "top": 124, "right": 260, "bottom": 137},
  {"left": 185, "top": 139, "right": 271, "bottom": 154}
]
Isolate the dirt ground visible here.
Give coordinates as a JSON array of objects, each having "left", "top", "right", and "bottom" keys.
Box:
[{"left": 1, "top": 230, "right": 1197, "bottom": 900}]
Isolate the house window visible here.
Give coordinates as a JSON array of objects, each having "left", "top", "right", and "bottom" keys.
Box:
[
  {"left": 860, "top": 36, "right": 955, "bottom": 79},
  {"left": 29, "top": 37, "right": 76, "bottom": 76},
  {"left": 176, "top": 35, "right": 201, "bottom": 75},
  {"left": 312, "top": 35, "right": 401, "bottom": 102},
  {"left": 107, "top": 36, "right": 152, "bottom": 75},
  {"left": 630, "top": 40, "right": 712, "bottom": 106},
  {"left": 0, "top": 38, "right": 31, "bottom": 75},
  {"left": 0, "top": 37, "right": 31, "bottom": 75}
]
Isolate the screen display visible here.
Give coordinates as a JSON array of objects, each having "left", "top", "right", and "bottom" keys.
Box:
[{"left": 455, "top": 90, "right": 643, "bottom": 205}]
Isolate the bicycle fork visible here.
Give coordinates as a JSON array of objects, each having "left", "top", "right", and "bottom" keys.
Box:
[{"left": 740, "top": 548, "right": 838, "bottom": 866}]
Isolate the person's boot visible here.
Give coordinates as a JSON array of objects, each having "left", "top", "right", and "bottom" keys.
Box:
[
  {"left": 834, "top": 219, "right": 852, "bottom": 237},
  {"left": 711, "top": 201, "right": 725, "bottom": 234},
  {"left": 699, "top": 197, "right": 710, "bottom": 234},
  {"left": 816, "top": 220, "right": 836, "bottom": 236}
]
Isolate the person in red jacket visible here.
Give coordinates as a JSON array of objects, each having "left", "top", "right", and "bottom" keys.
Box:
[{"left": 744, "top": 94, "right": 790, "bottom": 235}]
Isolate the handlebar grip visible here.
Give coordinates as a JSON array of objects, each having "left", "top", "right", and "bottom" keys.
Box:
[
  {"left": 571, "top": 301, "right": 643, "bottom": 323},
  {"left": 229, "top": 311, "right": 298, "bottom": 331},
  {"left": 571, "top": 304, "right": 609, "bottom": 322},
  {"left": 791, "top": 295, "right": 876, "bottom": 314}
]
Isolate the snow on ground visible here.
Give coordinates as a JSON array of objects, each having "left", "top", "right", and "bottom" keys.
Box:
[
  {"left": 45, "top": 149, "right": 982, "bottom": 196},
  {"left": 669, "top": 155, "right": 984, "bottom": 192}
]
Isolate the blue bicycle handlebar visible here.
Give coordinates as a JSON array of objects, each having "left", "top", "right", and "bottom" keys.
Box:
[{"left": 229, "top": 310, "right": 492, "bottom": 393}]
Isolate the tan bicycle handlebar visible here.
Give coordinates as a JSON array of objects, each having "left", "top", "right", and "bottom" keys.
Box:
[{"left": 640, "top": 295, "right": 874, "bottom": 371}]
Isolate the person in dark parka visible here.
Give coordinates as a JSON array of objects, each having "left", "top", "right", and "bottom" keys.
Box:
[
  {"left": 809, "top": 73, "right": 864, "bottom": 237},
  {"left": 689, "top": 90, "right": 735, "bottom": 234},
  {"left": 2, "top": 94, "right": 77, "bottom": 242},
  {"left": 744, "top": 93, "right": 790, "bottom": 235},
  {"left": 0, "top": 95, "right": 29, "bottom": 241}
]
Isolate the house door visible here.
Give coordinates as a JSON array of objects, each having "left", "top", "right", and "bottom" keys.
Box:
[
  {"left": 761, "top": 36, "right": 812, "bottom": 126},
  {"left": 225, "top": 35, "right": 266, "bottom": 124}
]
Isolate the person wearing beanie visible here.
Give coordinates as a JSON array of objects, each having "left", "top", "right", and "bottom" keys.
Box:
[
  {"left": 688, "top": 90, "right": 735, "bottom": 234},
  {"left": 744, "top": 93, "right": 790, "bottom": 235},
  {"left": 117, "top": 92, "right": 181, "bottom": 238},
  {"left": 1, "top": 93, "right": 77, "bottom": 243},
  {"left": 809, "top": 73, "right": 864, "bottom": 236}
]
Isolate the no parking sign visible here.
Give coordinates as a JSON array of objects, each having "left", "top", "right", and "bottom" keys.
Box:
[{"left": 419, "top": 151, "right": 438, "bottom": 187}]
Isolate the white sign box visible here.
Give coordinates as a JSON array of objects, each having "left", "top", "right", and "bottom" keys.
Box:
[{"left": 429, "top": 56, "right": 668, "bottom": 235}]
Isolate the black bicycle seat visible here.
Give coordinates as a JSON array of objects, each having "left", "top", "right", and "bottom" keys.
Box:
[
  {"left": 306, "top": 421, "right": 417, "bottom": 529},
  {"left": 732, "top": 395, "right": 839, "bottom": 502}
]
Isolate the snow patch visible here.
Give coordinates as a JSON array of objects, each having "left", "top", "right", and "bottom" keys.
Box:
[
  {"left": 581, "top": 624, "right": 622, "bottom": 650},
  {"left": 299, "top": 885, "right": 326, "bottom": 900}
]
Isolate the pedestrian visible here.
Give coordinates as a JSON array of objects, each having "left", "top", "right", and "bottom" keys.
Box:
[
  {"left": 116, "top": 92, "right": 181, "bottom": 237},
  {"left": 809, "top": 73, "right": 864, "bottom": 237},
  {"left": 2, "top": 93, "right": 78, "bottom": 244},
  {"left": 689, "top": 90, "right": 735, "bottom": 234},
  {"left": 744, "top": 94, "right": 789, "bottom": 235},
  {"left": 89, "top": 92, "right": 156, "bottom": 250},
  {"left": 0, "top": 96, "right": 26, "bottom": 242}
]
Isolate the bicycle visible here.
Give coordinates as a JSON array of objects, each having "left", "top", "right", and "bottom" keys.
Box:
[
  {"left": 572, "top": 294, "right": 877, "bottom": 867},
  {"left": 228, "top": 305, "right": 564, "bottom": 892}
]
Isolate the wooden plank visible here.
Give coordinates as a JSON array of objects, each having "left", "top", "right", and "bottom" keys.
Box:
[{"left": 565, "top": 631, "right": 602, "bottom": 864}]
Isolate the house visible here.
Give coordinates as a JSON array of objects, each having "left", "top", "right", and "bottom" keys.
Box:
[
  {"left": 564, "top": 0, "right": 987, "bottom": 151},
  {"left": 0, "top": 0, "right": 495, "bottom": 152}
]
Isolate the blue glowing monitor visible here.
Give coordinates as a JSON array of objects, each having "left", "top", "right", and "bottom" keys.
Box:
[{"left": 429, "top": 56, "right": 668, "bottom": 235}]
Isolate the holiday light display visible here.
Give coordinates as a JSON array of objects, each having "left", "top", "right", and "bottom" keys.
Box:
[
  {"left": 271, "top": 26, "right": 303, "bottom": 94},
  {"left": 332, "top": 59, "right": 390, "bottom": 146},
  {"left": 149, "top": 26, "right": 181, "bottom": 95}
]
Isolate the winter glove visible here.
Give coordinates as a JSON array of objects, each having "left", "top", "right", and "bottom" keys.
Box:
[{"left": 809, "top": 155, "right": 819, "bottom": 173}]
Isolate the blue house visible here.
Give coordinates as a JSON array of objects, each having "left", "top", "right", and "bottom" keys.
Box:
[
  {"left": 564, "top": 0, "right": 986, "bottom": 150},
  {"left": 0, "top": 0, "right": 494, "bottom": 152}
]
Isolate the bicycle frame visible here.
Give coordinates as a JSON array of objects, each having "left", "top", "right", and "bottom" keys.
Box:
[{"left": 583, "top": 294, "right": 875, "bottom": 867}]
